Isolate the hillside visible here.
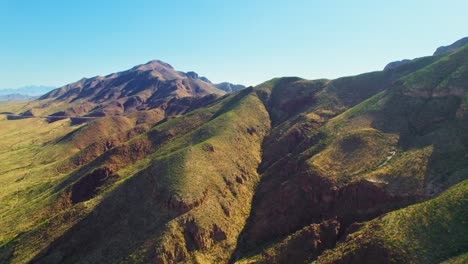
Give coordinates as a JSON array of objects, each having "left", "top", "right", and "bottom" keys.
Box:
[
  {"left": 232, "top": 43, "right": 468, "bottom": 264},
  {"left": 0, "top": 40, "right": 467, "bottom": 263},
  {"left": 316, "top": 179, "right": 468, "bottom": 264},
  {"left": 434, "top": 37, "right": 468, "bottom": 56}
]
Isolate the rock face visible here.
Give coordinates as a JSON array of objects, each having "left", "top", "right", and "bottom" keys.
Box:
[
  {"left": 240, "top": 218, "right": 341, "bottom": 264},
  {"left": 434, "top": 36, "right": 468, "bottom": 55}
]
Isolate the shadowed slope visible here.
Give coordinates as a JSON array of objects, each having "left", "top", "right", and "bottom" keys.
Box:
[
  {"left": 231, "top": 44, "right": 468, "bottom": 264},
  {"left": 317, "top": 179, "right": 468, "bottom": 264}
]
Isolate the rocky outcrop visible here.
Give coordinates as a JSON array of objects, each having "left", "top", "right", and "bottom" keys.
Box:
[
  {"left": 242, "top": 163, "right": 417, "bottom": 245},
  {"left": 241, "top": 218, "right": 341, "bottom": 264},
  {"left": 183, "top": 219, "right": 227, "bottom": 251}
]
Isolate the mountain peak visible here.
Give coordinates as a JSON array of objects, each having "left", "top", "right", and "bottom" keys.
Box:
[
  {"left": 132, "top": 59, "right": 175, "bottom": 72},
  {"left": 33, "top": 59, "right": 241, "bottom": 117}
]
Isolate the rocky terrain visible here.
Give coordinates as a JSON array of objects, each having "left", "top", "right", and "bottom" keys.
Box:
[{"left": 0, "top": 38, "right": 467, "bottom": 264}]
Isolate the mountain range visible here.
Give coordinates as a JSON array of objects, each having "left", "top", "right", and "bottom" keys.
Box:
[
  {"left": 0, "top": 93, "right": 37, "bottom": 101},
  {"left": 0, "top": 85, "right": 56, "bottom": 100},
  {"left": 0, "top": 38, "right": 466, "bottom": 264}
]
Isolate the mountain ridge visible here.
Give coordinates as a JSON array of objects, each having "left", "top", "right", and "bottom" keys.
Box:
[
  {"left": 434, "top": 36, "right": 468, "bottom": 56},
  {"left": 24, "top": 60, "right": 244, "bottom": 120},
  {"left": 384, "top": 36, "right": 468, "bottom": 71},
  {"left": 0, "top": 38, "right": 467, "bottom": 264}
]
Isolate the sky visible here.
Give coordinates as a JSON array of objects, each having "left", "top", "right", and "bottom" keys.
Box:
[{"left": 0, "top": 0, "right": 467, "bottom": 89}]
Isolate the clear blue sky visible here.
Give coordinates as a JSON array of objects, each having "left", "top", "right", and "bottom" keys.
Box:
[{"left": 0, "top": 0, "right": 467, "bottom": 88}]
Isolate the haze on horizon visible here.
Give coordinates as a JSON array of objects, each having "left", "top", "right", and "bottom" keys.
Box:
[{"left": 0, "top": 0, "right": 467, "bottom": 89}]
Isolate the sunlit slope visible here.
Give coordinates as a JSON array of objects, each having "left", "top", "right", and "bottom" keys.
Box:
[
  {"left": 0, "top": 113, "right": 80, "bottom": 243},
  {"left": 0, "top": 88, "right": 271, "bottom": 263},
  {"left": 0, "top": 108, "right": 170, "bottom": 263},
  {"left": 232, "top": 45, "right": 468, "bottom": 263}
]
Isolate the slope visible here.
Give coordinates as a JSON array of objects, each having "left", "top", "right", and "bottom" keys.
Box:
[
  {"left": 316, "top": 179, "right": 468, "bottom": 264},
  {"left": 0, "top": 41, "right": 466, "bottom": 264},
  {"left": 231, "top": 44, "right": 468, "bottom": 263},
  {"left": 0, "top": 87, "right": 271, "bottom": 263}
]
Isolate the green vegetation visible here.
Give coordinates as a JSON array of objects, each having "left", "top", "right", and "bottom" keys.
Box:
[
  {"left": 1, "top": 43, "right": 467, "bottom": 263},
  {"left": 317, "top": 179, "right": 468, "bottom": 264},
  {"left": 309, "top": 128, "right": 398, "bottom": 185},
  {"left": 0, "top": 112, "right": 82, "bottom": 242},
  {"left": 401, "top": 45, "right": 468, "bottom": 95},
  {"left": 0, "top": 88, "right": 272, "bottom": 263}
]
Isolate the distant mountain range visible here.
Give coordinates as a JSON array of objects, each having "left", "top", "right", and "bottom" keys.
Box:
[
  {"left": 0, "top": 85, "right": 55, "bottom": 101},
  {"left": 0, "top": 93, "right": 37, "bottom": 101},
  {"left": 0, "top": 85, "right": 55, "bottom": 96}
]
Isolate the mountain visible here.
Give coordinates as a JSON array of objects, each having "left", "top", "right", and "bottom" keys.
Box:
[
  {"left": 235, "top": 42, "right": 468, "bottom": 264},
  {"left": 434, "top": 36, "right": 468, "bottom": 56},
  {"left": 0, "top": 39, "right": 467, "bottom": 264},
  {"left": 215, "top": 82, "right": 246, "bottom": 93},
  {"left": 383, "top": 59, "right": 413, "bottom": 71},
  {"left": 28, "top": 60, "right": 227, "bottom": 118}
]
